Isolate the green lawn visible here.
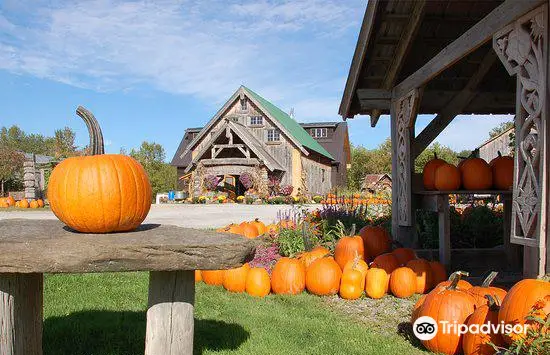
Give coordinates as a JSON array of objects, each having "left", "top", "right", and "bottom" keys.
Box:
[{"left": 44, "top": 273, "right": 426, "bottom": 355}]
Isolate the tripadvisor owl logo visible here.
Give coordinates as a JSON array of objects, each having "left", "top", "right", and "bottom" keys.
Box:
[{"left": 413, "top": 316, "right": 438, "bottom": 341}]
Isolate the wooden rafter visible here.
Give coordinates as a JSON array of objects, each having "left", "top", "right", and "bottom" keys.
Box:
[
  {"left": 393, "top": 0, "right": 545, "bottom": 98},
  {"left": 370, "top": 0, "right": 425, "bottom": 127},
  {"left": 412, "top": 50, "right": 498, "bottom": 158}
]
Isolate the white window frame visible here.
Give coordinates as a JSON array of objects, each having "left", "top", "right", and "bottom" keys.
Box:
[
  {"left": 267, "top": 129, "right": 281, "bottom": 142},
  {"left": 250, "top": 116, "right": 263, "bottom": 126},
  {"left": 311, "top": 128, "right": 328, "bottom": 138},
  {"left": 240, "top": 99, "right": 248, "bottom": 111}
]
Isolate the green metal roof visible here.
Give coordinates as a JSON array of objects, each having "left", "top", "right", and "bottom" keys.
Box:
[{"left": 242, "top": 86, "right": 334, "bottom": 160}]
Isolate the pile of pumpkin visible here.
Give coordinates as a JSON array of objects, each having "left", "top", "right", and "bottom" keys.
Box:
[
  {"left": 215, "top": 218, "right": 293, "bottom": 239},
  {"left": 0, "top": 196, "right": 45, "bottom": 209},
  {"left": 322, "top": 193, "right": 391, "bottom": 206},
  {"left": 411, "top": 270, "right": 550, "bottom": 355},
  {"left": 197, "top": 224, "right": 449, "bottom": 301},
  {"left": 423, "top": 152, "right": 513, "bottom": 191}
]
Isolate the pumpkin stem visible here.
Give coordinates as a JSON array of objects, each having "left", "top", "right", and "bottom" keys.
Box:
[
  {"left": 350, "top": 223, "right": 356, "bottom": 236},
  {"left": 497, "top": 151, "right": 503, "bottom": 157},
  {"left": 76, "top": 106, "right": 104, "bottom": 155},
  {"left": 481, "top": 271, "right": 498, "bottom": 288},
  {"left": 434, "top": 152, "right": 438, "bottom": 159},
  {"left": 447, "top": 271, "right": 469, "bottom": 290},
  {"left": 485, "top": 294, "right": 500, "bottom": 310}
]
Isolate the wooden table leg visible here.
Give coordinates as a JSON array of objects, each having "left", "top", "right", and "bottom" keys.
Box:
[
  {"left": 437, "top": 195, "right": 451, "bottom": 269},
  {"left": 145, "top": 271, "right": 195, "bottom": 355},
  {"left": 0, "top": 273, "right": 43, "bottom": 355}
]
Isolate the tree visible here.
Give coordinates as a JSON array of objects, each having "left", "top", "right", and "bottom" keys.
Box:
[
  {"left": 0, "top": 125, "right": 80, "bottom": 157},
  {"left": 0, "top": 146, "right": 24, "bottom": 196},
  {"left": 414, "top": 142, "right": 459, "bottom": 173},
  {"left": 129, "top": 142, "right": 176, "bottom": 199},
  {"left": 489, "top": 121, "right": 514, "bottom": 138}
]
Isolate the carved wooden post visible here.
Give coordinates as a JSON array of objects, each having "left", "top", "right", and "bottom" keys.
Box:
[
  {"left": 390, "top": 88, "right": 422, "bottom": 245},
  {"left": 493, "top": 4, "right": 549, "bottom": 276}
]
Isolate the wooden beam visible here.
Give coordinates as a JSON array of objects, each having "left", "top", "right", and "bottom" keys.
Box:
[
  {"left": 339, "top": 0, "right": 379, "bottom": 118},
  {"left": 393, "top": 0, "right": 545, "bottom": 98},
  {"left": 358, "top": 99, "right": 391, "bottom": 110},
  {"left": 356, "top": 89, "right": 391, "bottom": 99},
  {"left": 371, "top": 0, "right": 425, "bottom": 127},
  {"left": 412, "top": 50, "right": 498, "bottom": 158}
]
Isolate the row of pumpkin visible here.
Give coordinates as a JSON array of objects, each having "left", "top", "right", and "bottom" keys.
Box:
[
  {"left": 423, "top": 152, "right": 513, "bottom": 191},
  {"left": 0, "top": 196, "right": 45, "bottom": 208},
  {"left": 411, "top": 271, "right": 550, "bottom": 355}
]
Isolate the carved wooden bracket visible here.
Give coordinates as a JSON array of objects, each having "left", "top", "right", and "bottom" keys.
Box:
[
  {"left": 393, "top": 88, "right": 422, "bottom": 226},
  {"left": 493, "top": 5, "right": 548, "bottom": 247}
]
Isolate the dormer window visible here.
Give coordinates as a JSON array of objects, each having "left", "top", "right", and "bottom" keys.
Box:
[
  {"left": 311, "top": 128, "right": 327, "bottom": 138},
  {"left": 250, "top": 116, "right": 263, "bottom": 126}
]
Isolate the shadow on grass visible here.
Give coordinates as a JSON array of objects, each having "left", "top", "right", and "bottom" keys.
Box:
[
  {"left": 44, "top": 310, "right": 249, "bottom": 355},
  {"left": 397, "top": 322, "right": 426, "bottom": 351}
]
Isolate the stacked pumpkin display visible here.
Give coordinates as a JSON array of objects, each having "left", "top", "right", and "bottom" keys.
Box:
[
  {"left": 216, "top": 219, "right": 279, "bottom": 239},
  {"left": 412, "top": 271, "right": 550, "bottom": 355},
  {"left": 422, "top": 152, "right": 514, "bottom": 192},
  {"left": 0, "top": 196, "right": 45, "bottom": 209}
]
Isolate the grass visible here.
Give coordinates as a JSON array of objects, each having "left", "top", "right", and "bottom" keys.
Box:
[{"left": 44, "top": 272, "right": 427, "bottom": 355}]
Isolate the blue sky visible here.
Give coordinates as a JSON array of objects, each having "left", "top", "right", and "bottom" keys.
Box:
[{"left": 0, "top": 0, "right": 512, "bottom": 161}]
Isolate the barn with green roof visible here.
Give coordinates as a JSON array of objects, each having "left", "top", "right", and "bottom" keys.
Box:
[{"left": 171, "top": 86, "right": 350, "bottom": 198}]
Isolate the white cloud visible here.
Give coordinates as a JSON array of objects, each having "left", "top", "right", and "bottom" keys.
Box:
[{"left": 0, "top": 0, "right": 364, "bottom": 106}]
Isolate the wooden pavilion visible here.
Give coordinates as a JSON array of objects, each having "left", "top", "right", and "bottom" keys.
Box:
[{"left": 340, "top": 0, "right": 548, "bottom": 277}]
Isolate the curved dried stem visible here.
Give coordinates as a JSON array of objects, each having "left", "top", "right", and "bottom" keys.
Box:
[
  {"left": 481, "top": 271, "right": 499, "bottom": 287},
  {"left": 76, "top": 106, "right": 104, "bottom": 155},
  {"left": 447, "top": 271, "right": 469, "bottom": 290}
]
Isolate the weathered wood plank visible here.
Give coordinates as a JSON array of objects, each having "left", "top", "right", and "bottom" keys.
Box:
[
  {"left": 0, "top": 219, "right": 255, "bottom": 273},
  {"left": 393, "top": 0, "right": 545, "bottom": 97},
  {"left": 437, "top": 195, "right": 451, "bottom": 268},
  {"left": 413, "top": 50, "right": 498, "bottom": 158},
  {"left": 358, "top": 99, "right": 391, "bottom": 110},
  {"left": 0, "top": 273, "right": 43, "bottom": 355},
  {"left": 145, "top": 271, "right": 194, "bottom": 355}
]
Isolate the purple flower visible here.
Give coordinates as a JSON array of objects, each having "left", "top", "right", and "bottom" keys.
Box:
[
  {"left": 280, "top": 185, "right": 294, "bottom": 196},
  {"left": 249, "top": 244, "right": 281, "bottom": 274},
  {"left": 239, "top": 172, "right": 253, "bottom": 190},
  {"left": 204, "top": 175, "right": 221, "bottom": 191}
]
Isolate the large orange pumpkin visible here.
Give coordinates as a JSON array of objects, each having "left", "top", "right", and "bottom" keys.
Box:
[
  {"left": 423, "top": 153, "right": 446, "bottom": 190},
  {"left": 429, "top": 261, "right": 447, "bottom": 288},
  {"left": 406, "top": 259, "right": 432, "bottom": 294},
  {"left": 202, "top": 270, "right": 225, "bottom": 286},
  {"left": 359, "top": 225, "right": 391, "bottom": 260},
  {"left": 468, "top": 272, "right": 507, "bottom": 307},
  {"left": 245, "top": 267, "right": 271, "bottom": 297},
  {"left": 371, "top": 253, "right": 399, "bottom": 274},
  {"left": 298, "top": 246, "right": 330, "bottom": 269},
  {"left": 463, "top": 295, "right": 505, "bottom": 355},
  {"left": 241, "top": 223, "right": 260, "bottom": 239},
  {"left": 390, "top": 267, "right": 417, "bottom": 298},
  {"left": 48, "top": 107, "right": 152, "bottom": 233},
  {"left": 339, "top": 268, "right": 364, "bottom": 300},
  {"left": 271, "top": 258, "right": 306, "bottom": 295},
  {"left": 419, "top": 271, "right": 476, "bottom": 355},
  {"left": 250, "top": 219, "right": 267, "bottom": 235},
  {"left": 498, "top": 278, "right": 550, "bottom": 344},
  {"left": 195, "top": 270, "right": 202, "bottom": 283},
  {"left": 460, "top": 157, "right": 493, "bottom": 190},
  {"left": 343, "top": 256, "right": 369, "bottom": 280},
  {"left": 490, "top": 152, "right": 514, "bottom": 190},
  {"left": 392, "top": 247, "right": 416, "bottom": 266},
  {"left": 365, "top": 267, "right": 388, "bottom": 299},
  {"left": 411, "top": 294, "right": 427, "bottom": 323},
  {"left": 305, "top": 257, "right": 342, "bottom": 296},
  {"left": 334, "top": 235, "right": 364, "bottom": 270},
  {"left": 434, "top": 163, "right": 462, "bottom": 191},
  {"left": 223, "top": 263, "right": 250, "bottom": 293}
]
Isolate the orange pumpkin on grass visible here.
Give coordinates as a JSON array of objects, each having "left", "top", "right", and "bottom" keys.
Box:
[
  {"left": 19, "top": 199, "right": 29, "bottom": 209},
  {"left": 48, "top": 107, "right": 152, "bottom": 233},
  {"left": 202, "top": 270, "right": 225, "bottom": 286},
  {"left": 392, "top": 247, "right": 416, "bottom": 265},
  {"left": 223, "top": 263, "right": 250, "bottom": 293},
  {"left": 343, "top": 255, "right": 369, "bottom": 280},
  {"left": 463, "top": 295, "right": 505, "bottom": 355},
  {"left": 429, "top": 261, "right": 447, "bottom": 288},
  {"left": 371, "top": 253, "right": 399, "bottom": 274},
  {"left": 245, "top": 267, "right": 271, "bottom": 297},
  {"left": 271, "top": 258, "right": 306, "bottom": 295},
  {"left": 298, "top": 246, "right": 330, "bottom": 269},
  {"left": 195, "top": 270, "right": 202, "bottom": 282},
  {"left": 411, "top": 294, "right": 427, "bottom": 323},
  {"left": 339, "top": 268, "right": 364, "bottom": 300},
  {"left": 334, "top": 233, "right": 364, "bottom": 270},
  {"left": 406, "top": 259, "right": 432, "bottom": 294},
  {"left": 365, "top": 267, "right": 388, "bottom": 299},
  {"left": 390, "top": 267, "right": 417, "bottom": 298},
  {"left": 306, "top": 257, "right": 341, "bottom": 296},
  {"left": 359, "top": 225, "right": 391, "bottom": 260}
]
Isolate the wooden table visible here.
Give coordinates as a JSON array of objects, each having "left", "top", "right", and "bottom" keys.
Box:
[
  {"left": 414, "top": 190, "right": 514, "bottom": 269},
  {"left": 0, "top": 219, "right": 255, "bottom": 355}
]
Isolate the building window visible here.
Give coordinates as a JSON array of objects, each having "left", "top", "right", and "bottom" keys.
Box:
[
  {"left": 230, "top": 116, "right": 239, "bottom": 122},
  {"left": 310, "top": 128, "right": 327, "bottom": 138},
  {"left": 240, "top": 99, "right": 248, "bottom": 111},
  {"left": 250, "top": 116, "right": 263, "bottom": 125},
  {"left": 267, "top": 129, "right": 280, "bottom": 142}
]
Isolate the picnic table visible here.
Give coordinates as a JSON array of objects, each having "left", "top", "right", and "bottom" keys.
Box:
[{"left": 0, "top": 219, "right": 255, "bottom": 355}]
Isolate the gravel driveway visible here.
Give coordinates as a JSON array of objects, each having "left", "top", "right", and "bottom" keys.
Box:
[{"left": 0, "top": 204, "right": 315, "bottom": 229}]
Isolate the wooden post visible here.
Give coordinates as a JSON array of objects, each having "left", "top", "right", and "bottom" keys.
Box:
[
  {"left": 145, "top": 271, "right": 195, "bottom": 355},
  {"left": 502, "top": 194, "right": 521, "bottom": 269},
  {"left": 0, "top": 273, "right": 43, "bottom": 355},
  {"left": 437, "top": 195, "right": 451, "bottom": 269}
]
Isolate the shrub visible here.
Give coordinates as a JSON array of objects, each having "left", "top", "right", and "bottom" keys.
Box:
[
  {"left": 280, "top": 185, "right": 294, "bottom": 196},
  {"left": 275, "top": 228, "right": 306, "bottom": 257},
  {"left": 245, "top": 196, "right": 255, "bottom": 205},
  {"left": 249, "top": 244, "right": 281, "bottom": 273},
  {"left": 203, "top": 175, "right": 221, "bottom": 191},
  {"left": 313, "top": 195, "right": 323, "bottom": 203},
  {"left": 267, "top": 196, "right": 286, "bottom": 204},
  {"left": 239, "top": 173, "right": 253, "bottom": 190}
]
